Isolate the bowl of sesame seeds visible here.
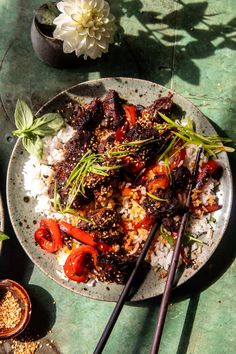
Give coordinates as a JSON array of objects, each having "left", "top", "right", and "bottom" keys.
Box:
[{"left": 0, "top": 279, "right": 32, "bottom": 340}]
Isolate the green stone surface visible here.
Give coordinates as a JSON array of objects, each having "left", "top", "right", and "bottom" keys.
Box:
[{"left": 0, "top": 0, "right": 236, "bottom": 353}]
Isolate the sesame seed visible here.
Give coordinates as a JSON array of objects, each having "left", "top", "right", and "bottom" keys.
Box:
[{"left": 0, "top": 290, "right": 22, "bottom": 329}]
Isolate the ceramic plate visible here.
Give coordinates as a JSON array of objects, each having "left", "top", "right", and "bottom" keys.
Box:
[{"left": 6, "top": 78, "right": 232, "bottom": 301}]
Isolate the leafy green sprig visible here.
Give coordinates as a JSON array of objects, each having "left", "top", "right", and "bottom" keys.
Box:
[
  {"left": 63, "top": 149, "right": 125, "bottom": 209},
  {"left": 146, "top": 192, "right": 167, "bottom": 202},
  {"left": 159, "top": 113, "right": 234, "bottom": 156},
  {"left": 13, "top": 99, "right": 65, "bottom": 159},
  {"left": 63, "top": 138, "right": 160, "bottom": 208},
  {"left": 0, "top": 232, "right": 10, "bottom": 241}
]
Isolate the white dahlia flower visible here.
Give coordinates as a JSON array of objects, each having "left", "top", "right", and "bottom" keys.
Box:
[{"left": 53, "top": 0, "right": 117, "bottom": 59}]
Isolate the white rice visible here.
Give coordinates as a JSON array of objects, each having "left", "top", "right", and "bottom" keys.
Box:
[{"left": 23, "top": 124, "right": 75, "bottom": 216}]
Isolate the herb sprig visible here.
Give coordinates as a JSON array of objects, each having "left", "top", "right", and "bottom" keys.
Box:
[
  {"left": 64, "top": 149, "right": 124, "bottom": 209},
  {"left": 0, "top": 232, "right": 10, "bottom": 241},
  {"left": 146, "top": 192, "right": 168, "bottom": 202},
  {"left": 159, "top": 113, "right": 234, "bottom": 156},
  {"left": 13, "top": 99, "right": 65, "bottom": 159},
  {"left": 63, "top": 138, "right": 159, "bottom": 208}
]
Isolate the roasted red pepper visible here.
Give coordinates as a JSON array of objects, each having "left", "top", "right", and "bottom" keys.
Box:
[
  {"left": 59, "top": 221, "right": 97, "bottom": 246},
  {"left": 169, "top": 148, "right": 186, "bottom": 170},
  {"left": 115, "top": 124, "right": 127, "bottom": 143},
  {"left": 147, "top": 175, "right": 169, "bottom": 192},
  {"left": 204, "top": 203, "right": 221, "bottom": 213},
  {"left": 34, "top": 219, "right": 62, "bottom": 253},
  {"left": 59, "top": 221, "right": 110, "bottom": 252},
  {"left": 134, "top": 214, "right": 154, "bottom": 230},
  {"left": 138, "top": 164, "right": 169, "bottom": 185},
  {"left": 64, "top": 245, "right": 98, "bottom": 282},
  {"left": 123, "top": 155, "right": 145, "bottom": 174},
  {"left": 123, "top": 104, "right": 137, "bottom": 128},
  {"left": 196, "top": 160, "right": 222, "bottom": 188}
]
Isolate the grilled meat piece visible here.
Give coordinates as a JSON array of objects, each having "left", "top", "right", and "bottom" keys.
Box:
[
  {"left": 171, "top": 166, "right": 191, "bottom": 189},
  {"left": 140, "top": 95, "right": 174, "bottom": 125},
  {"left": 125, "top": 123, "right": 159, "bottom": 141},
  {"left": 84, "top": 165, "right": 119, "bottom": 192},
  {"left": 93, "top": 184, "right": 114, "bottom": 207},
  {"left": 89, "top": 208, "right": 119, "bottom": 230},
  {"left": 102, "top": 90, "right": 125, "bottom": 129},
  {"left": 69, "top": 97, "right": 103, "bottom": 132},
  {"left": 146, "top": 95, "right": 173, "bottom": 122},
  {"left": 95, "top": 128, "right": 116, "bottom": 153},
  {"left": 123, "top": 124, "right": 164, "bottom": 172},
  {"left": 96, "top": 253, "right": 137, "bottom": 284},
  {"left": 94, "top": 228, "right": 123, "bottom": 243},
  {"left": 64, "top": 132, "right": 91, "bottom": 160},
  {"left": 142, "top": 189, "right": 181, "bottom": 219}
]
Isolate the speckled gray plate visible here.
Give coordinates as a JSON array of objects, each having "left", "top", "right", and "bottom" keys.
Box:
[{"left": 6, "top": 78, "right": 232, "bottom": 301}]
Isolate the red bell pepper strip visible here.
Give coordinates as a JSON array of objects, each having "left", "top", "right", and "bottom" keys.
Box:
[
  {"left": 204, "top": 203, "right": 221, "bottom": 213},
  {"left": 196, "top": 160, "right": 222, "bottom": 188},
  {"left": 59, "top": 221, "right": 97, "bottom": 247},
  {"left": 123, "top": 104, "right": 137, "bottom": 128},
  {"left": 64, "top": 245, "right": 98, "bottom": 282},
  {"left": 133, "top": 214, "right": 154, "bottom": 230},
  {"left": 147, "top": 175, "right": 169, "bottom": 192},
  {"left": 169, "top": 148, "right": 186, "bottom": 170},
  {"left": 96, "top": 242, "right": 111, "bottom": 253},
  {"left": 34, "top": 219, "right": 63, "bottom": 253},
  {"left": 59, "top": 221, "right": 111, "bottom": 252}
]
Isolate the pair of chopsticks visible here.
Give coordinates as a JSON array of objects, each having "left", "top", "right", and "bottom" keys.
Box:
[{"left": 94, "top": 147, "right": 202, "bottom": 354}]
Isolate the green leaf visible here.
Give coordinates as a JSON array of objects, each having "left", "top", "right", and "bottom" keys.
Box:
[
  {"left": 35, "top": 2, "right": 60, "bottom": 26},
  {"left": 14, "top": 99, "right": 34, "bottom": 130},
  {"left": 22, "top": 135, "right": 43, "bottom": 159},
  {"left": 0, "top": 232, "right": 10, "bottom": 241},
  {"left": 30, "top": 113, "right": 65, "bottom": 136}
]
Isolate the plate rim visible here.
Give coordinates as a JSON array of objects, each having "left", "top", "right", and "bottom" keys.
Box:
[{"left": 6, "top": 77, "right": 233, "bottom": 301}]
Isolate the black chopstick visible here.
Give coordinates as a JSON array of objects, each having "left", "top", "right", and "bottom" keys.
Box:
[
  {"left": 93, "top": 221, "right": 159, "bottom": 354},
  {"left": 150, "top": 147, "right": 202, "bottom": 354}
]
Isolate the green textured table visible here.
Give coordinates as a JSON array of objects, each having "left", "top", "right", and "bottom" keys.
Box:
[{"left": 1, "top": 1, "right": 236, "bottom": 353}]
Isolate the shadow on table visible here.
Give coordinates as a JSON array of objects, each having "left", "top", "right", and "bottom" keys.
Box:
[
  {"left": 107, "top": 0, "right": 236, "bottom": 86},
  {"left": 27, "top": 284, "right": 57, "bottom": 338},
  {"left": 2, "top": 0, "right": 236, "bottom": 117}
]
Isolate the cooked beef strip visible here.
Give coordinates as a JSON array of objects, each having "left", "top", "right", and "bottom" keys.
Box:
[
  {"left": 142, "top": 189, "right": 182, "bottom": 219},
  {"left": 171, "top": 166, "right": 191, "bottom": 189},
  {"left": 125, "top": 123, "right": 159, "bottom": 141},
  {"left": 96, "top": 253, "right": 137, "bottom": 284},
  {"left": 68, "top": 97, "right": 103, "bottom": 132},
  {"left": 146, "top": 95, "right": 173, "bottom": 122},
  {"left": 88, "top": 208, "right": 119, "bottom": 230},
  {"left": 94, "top": 228, "right": 123, "bottom": 243},
  {"left": 102, "top": 90, "right": 126, "bottom": 129}
]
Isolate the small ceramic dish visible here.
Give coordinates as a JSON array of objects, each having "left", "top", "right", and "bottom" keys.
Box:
[{"left": 0, "top": 279, "right": 32, "bottom": 340}]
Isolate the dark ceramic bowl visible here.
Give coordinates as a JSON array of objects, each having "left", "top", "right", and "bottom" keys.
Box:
[
  {"left": 30, "top": 17, "right": 80, "bottom": 68},
  {"left": 0, "top": 279, "right": 32, "bottom": 340}
]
